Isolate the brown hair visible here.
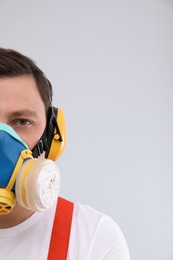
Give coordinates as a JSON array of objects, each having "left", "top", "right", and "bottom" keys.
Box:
[{"left": 0, "top": 48, "right": 52, "bottom": 112}]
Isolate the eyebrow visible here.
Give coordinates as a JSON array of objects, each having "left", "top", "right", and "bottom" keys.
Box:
[{"left": 9, "top": 109, "right": 40, "bottom": 119}]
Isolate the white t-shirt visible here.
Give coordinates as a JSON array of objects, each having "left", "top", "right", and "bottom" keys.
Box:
[{"left": 0, "top": 199, "right": 130, "bottom": 260}]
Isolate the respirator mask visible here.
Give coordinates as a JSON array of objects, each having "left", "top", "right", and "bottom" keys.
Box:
[{"left": 0, "top": 123, "right": 60, "bottom": 215}]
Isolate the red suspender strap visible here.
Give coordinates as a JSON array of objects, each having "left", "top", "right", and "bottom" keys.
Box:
[{"left": 48, "top": 197, "right": 74, "bottom": 260}]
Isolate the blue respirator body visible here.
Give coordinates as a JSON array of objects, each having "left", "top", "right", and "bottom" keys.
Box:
[
  {"left": 0, "top": 123, "right": 60, "bottom": 215},
  {"left": 0, "top": 123, "right": 28, "bottom": 189}
]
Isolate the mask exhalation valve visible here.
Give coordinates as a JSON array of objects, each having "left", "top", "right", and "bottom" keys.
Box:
[{"left": 0, "top": 189, "right": 16, "bottom": 214}]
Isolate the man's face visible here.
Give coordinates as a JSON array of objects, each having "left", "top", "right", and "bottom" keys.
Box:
[{"left": 0, "top": 75, "right": 46, "bottom": 150}]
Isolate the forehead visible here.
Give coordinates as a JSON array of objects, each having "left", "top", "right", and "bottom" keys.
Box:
[{"left": 0, "top": 75, "right": 45, "bottom": 118}]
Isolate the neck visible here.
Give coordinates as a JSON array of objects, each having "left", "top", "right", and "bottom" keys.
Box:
[{"left": 0, "top": 203, "right": 34, "bottom": 229}]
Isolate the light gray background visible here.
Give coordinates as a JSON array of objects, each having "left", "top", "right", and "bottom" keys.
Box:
[{"left": 0, "top": 1, "right": 173, "bottom": 259}]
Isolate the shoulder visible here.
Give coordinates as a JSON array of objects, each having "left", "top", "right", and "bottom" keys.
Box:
[{"left": 68, "top": 202, "right": 130, "bottom": 260}]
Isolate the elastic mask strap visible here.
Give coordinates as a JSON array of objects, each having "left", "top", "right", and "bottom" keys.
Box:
[
  {"left": 45, "top": 106, "right": 63, "bottom": 158},
  {"left": 31, "top": 106, "right": 52, "bottom": 158},
  {"left": 6, "top": 150, "right": 33, "bottom": 191},
  {"left": 31, "top": 129, "right": 48, "bottom": 158},
  {"left": 31, "top": 106, "right": 61, "bottom": 159}
]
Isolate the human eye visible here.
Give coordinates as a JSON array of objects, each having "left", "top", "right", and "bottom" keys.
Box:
[{"left": 12, "top": 119, "right": 32, "bottom": 127}]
